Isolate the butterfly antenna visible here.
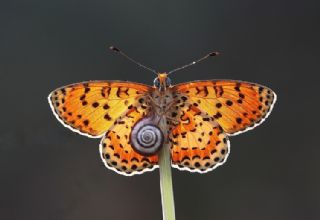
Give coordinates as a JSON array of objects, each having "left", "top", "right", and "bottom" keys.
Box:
[
  {"left": 168, "top": 51, "right": 220, "bottom": 75},
  {"left": 109, "top": 46, "right": 158, "bottom": 75}
]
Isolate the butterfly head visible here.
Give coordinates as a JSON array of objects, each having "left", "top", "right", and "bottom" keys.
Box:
[{"left": 153, "top": 73, "right": 172, "bottom": 91}]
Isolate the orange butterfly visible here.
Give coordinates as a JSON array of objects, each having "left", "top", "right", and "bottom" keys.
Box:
[{"left": 48, "top": 47, "right": 276, "bottom": 176}]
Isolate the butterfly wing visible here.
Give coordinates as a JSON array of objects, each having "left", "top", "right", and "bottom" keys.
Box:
[
  {"left": 173, "top": 80, "right": 277, "bottom": 135},
  {"left": 48, "top": 81, "right": 151, "bottom": 137},
  {"left": 100, "top": 103, "right": 158, "bottom": 176},
  {"left": 168, "top": 103, "right": 230, "bottom": 173}
]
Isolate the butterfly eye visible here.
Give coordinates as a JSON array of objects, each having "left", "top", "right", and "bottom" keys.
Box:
[
  {"left": 153, "top": 77, "right": 160, "bottom": 88},
  {"left": 165, "top": 77, "right": 172, "bottom": 86},
  {"left": 130, "top": 116, "right": 164, "bottom": 156}
]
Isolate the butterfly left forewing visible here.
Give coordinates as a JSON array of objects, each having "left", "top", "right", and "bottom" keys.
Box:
[
  {"left": 173, "top": 80, "right": 277, "bottom": 135},
  {"left": 48, "top": 81, "right": 151, "bottom": 137}
]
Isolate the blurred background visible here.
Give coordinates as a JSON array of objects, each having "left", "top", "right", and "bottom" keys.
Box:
[{"left": 1, "top": 0, "right": 319, "bottom": 219}]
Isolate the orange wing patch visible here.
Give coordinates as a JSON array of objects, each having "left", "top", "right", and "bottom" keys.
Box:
[
  {"left": 173, "top": 80, "right": 277, "bottom": 135},
  {"left": 100, "top": 104, "right": 158, "bottom": 176},
  {"left": 168, "top": 104, "right": 229, "bottom": 173},
  {"left": 48, "top": 81, "right": 151, "bottom": 137}
]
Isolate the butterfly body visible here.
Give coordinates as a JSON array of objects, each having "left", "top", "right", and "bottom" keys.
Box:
[{"left": 49, "top": 73, "right": 276, "bottom": 176}]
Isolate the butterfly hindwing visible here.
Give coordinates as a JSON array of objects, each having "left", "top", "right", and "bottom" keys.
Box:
[
  {"left": 173, "top": 80, "right": 277, "bottom": 135},
  {"left": 100, "top": 103, "right": 158, "bottom": 176},
  {"left": 168, "top": 103, "right": 230, "bottom": 173},
  {"left": 48, "top": 81, "right": 151, "bottom": 137}
]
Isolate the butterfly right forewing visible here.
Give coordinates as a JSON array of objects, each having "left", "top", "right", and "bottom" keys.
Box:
[{"left": 173, "top": 80, "right": 277, "bottom": 135}]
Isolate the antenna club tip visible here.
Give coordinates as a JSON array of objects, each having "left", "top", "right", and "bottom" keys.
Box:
[
  {"left": 209, "top": 51, "right": 220, "bottom": 56},
  {"left": 109, "top": 46, "right": 120, "bottom": 52}
]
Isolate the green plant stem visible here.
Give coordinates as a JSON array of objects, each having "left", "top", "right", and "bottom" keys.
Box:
[{"left": 158, "top": 118, "right": 176, "bottom": 220}]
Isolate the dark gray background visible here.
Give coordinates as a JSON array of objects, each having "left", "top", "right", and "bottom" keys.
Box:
[{"left": 1, "top": 0, "right": 319, "bottom": 219}]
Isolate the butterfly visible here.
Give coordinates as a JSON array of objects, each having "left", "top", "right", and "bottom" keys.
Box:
[{"left": 48, "top": 47, "right": 277, "bottom": 176}]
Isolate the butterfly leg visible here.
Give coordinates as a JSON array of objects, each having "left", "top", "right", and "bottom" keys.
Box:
[
  {"left": 153, "top": 100, "right": 178, "bottom": 125},
  {"left": 164, "top": 100, "right": 178, "bottom": 112},
  {"left": 146, "top": 94, "right": 161, "bottom": 108},
  {"left": 165, "top": 116, "right": 180, "bottom": 124}
]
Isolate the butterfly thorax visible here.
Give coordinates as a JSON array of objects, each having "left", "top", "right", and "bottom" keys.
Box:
[
  {"left": 150, "top": 89, "right": 176, "bottom": 117},
  {"left": 150, "top": 73, "right": 176, "bottom": 119}
]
